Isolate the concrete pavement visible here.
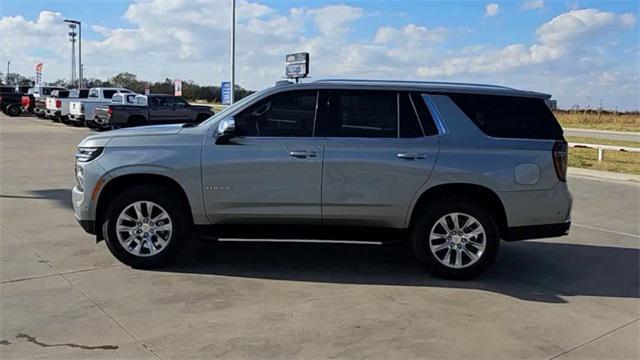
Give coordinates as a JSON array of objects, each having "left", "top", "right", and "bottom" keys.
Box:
[{"left": 1, "top": 115, "right": 639, "bottom": 359}]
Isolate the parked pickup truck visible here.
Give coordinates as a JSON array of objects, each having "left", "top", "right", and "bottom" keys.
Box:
[
  {"left": 92, "top": 94, "right": 213, "bottom": 130},
  {"left": 0, "top": 86, "right": 23, "bottom": 116},
  {"left": 45, "top": 89, "right": 89, "bottom": 123},
  {"left": 28, "top": 86, "right": 67, "bottom": 118},
  {"left": 93, "top": 93, "right": 139, "bottom": 130},
  {"left": 45, "top": 90, "right": 70, "bottom": 121},
  {"left": 69, "top": 88, "right": 134, "bottom": 127},
  {"left": 68, "top": 88, "right": 134, "bottom": 127}
]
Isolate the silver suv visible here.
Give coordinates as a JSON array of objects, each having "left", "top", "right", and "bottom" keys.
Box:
[{"left": 73, "top": 79, "right": 572, "bottom": 279}]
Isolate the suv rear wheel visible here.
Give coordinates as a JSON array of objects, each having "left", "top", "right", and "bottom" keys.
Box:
[
  {"left": 103, "top": 185, "right": 191, "bottom": 268},
  {"left": 412, "top": 197, "right": 499, "bottom": 279}
]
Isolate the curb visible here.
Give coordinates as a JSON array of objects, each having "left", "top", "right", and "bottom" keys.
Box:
[{"left": 568, "top": 167, "right": 640, "bottom": 183}]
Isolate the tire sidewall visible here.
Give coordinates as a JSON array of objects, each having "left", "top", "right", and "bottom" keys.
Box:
[
  {"left": 7, "top": 105, "right": 20, "bottom": 116},
  {"left": 103, "top": 186, "right": 190, "bottom": 268},
  {"left": 412, "top": 198, "right": 499, "bottom": 280}
]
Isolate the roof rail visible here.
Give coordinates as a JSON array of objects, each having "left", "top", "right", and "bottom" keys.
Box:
[{"left": 313, "top": 78, "right": 515, "bottom": 90}]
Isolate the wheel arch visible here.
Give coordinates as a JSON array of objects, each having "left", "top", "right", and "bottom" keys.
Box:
[
  {"left": 407, "top": 183, "right": 508, "bottom": 239},
  {"left": 95, "top": 173, "right": 193, "bottom": 241}
]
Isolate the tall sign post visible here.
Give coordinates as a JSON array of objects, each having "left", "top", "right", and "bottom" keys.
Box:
[{"left": 285, "top": 52, "right": 309, "bottom": 83}]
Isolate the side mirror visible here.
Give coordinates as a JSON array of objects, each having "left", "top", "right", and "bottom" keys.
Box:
[{"left": 214, "top": 118, "right": 236, "bottom": 144}]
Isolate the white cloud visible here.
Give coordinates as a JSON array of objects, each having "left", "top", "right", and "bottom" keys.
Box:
[
  {"left": 522, "top": 0, "right": 544, "bottom": 11},
  {"left": 419, "top": 8, "right": 636, "bottom": 78},
  {"left": 306, "top": 5, "right": 363, "bottom": 36},
  {"left": 484, "top": 3, "right": 500, "bottom": 17},
  {"left": 374, "top": 24, "right": 448, "bottom": 44}
]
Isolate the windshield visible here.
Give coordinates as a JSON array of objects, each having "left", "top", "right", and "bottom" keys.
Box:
[{"left": 198, "top": 90, "right": 262, "bottom": 127}]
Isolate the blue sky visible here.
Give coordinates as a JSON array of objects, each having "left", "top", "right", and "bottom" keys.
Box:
[{"left": 1, "top": 0, "right": 639, "bottom": 109}]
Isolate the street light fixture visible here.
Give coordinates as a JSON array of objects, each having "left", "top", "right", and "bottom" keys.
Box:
[{"left": 64, "top": 19, "right": 82, "bottom": 88}]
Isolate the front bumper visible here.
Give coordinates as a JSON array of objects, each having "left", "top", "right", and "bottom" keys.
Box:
[{"left": 76, "top": 217, "right": 97, "bottom": 235}]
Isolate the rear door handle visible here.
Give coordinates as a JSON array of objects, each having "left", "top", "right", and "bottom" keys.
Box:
[
  {"left": 397, "top": 152, "right": 426, "bottom": 160},
  {"left": 289, "top": 150, "right": 308, "bottom": 158}
]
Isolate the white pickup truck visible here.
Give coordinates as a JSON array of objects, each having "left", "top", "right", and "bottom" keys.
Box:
[
  {"left": 68, "top": 87, "right": 134, "bottom": 127},
  {"left": 45, "top": 89, "right": 89, "bottom": 123}
]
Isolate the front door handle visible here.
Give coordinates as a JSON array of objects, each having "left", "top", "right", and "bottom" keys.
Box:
[
  {"left": 289, "top": 150, "right": 308, "bottom": 158},
  {"left": 397, "top": 152, "right": 426, "bottom": 160}
]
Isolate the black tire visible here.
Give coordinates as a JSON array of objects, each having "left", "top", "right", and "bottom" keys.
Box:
[
  {"left": 103, "top": 185, "right": 192, "bottom": 268},
  {"left": 6, "top": 105, "right": 21, "bottom": 117},
  {"left": 36, "top": 112, "right": 46, "bottom": 118},
  {"left": 411, "top": 196, "right": 499, "bottom": 280},
  {"left": 71, "top": 120, "right": 84, "bottom": 127}
]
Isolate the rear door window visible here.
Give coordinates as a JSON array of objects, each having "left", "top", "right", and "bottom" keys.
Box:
[
  {"left": 447, "top": 94, "right": 563, "bottom": 140},
  {"left": 318, "top": 90, "right": 397, "bottom": 138}
]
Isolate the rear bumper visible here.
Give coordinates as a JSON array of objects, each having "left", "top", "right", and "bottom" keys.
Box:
[
  {"left": 46, "top": 109, "right": 61, "bottom": 118},
  {"left": 68, "top": 114, "right": 85, "bottom": 122},
  {"left": 505, "top": 221, "right": 571, "bottom": 241}
]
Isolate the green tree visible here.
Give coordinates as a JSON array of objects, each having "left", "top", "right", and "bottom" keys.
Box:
[{"left": 110, "top": 72, "right": 144, "bottom": 93}]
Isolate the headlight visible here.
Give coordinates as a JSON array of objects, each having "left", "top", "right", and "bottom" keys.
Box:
[{"left": 75, "top": 147, "right": 103, "bottom": 162}]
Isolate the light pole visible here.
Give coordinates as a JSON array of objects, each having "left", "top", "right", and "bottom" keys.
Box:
[
  {"left": 64, "top": 19, "right": 82, "bottom": 88},
  {"left": 230, "top": 0, "right": 235, "bottom": 104},
  {"left": 5, "top": 61, "right": 9, "bottom": 85},
  {"left": 68, "top": 23, "right": 77, "bottom": 87}
]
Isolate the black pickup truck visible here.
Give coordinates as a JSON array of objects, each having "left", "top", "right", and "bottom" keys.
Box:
[
  {"left": 93, "top": 94, "right": 214, "bottom": 130},
  {"left": 0, "top": 86, "right": 23, "bottom": 116}
]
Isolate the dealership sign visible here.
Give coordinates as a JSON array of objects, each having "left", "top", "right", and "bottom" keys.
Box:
[
  {"left": 285, "top": 52, "right": 309, "bottom": 80},
  {"left": 221, "top": 81, "right": 231, "bottom": 105},
  {"left": 174, "top": 79, "right": 182, "bottom": 96}
]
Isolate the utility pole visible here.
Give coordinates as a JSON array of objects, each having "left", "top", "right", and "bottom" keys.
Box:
[{"left": 230, "top": 0, "right": 235, "bottom": 104}]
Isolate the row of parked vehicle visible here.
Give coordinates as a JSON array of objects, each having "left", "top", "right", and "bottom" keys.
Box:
[{"left": 0, "top": 85, "right": 215, "bottom": 130}]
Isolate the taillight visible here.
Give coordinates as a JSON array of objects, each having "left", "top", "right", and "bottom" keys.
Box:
[
  {"left": 56, "top": 99, "right": 62, "bottom": 108},
  {"left": 553, "top": 140, "right": 568, "bottom": 182},
  {"left": 107, "top": 107, "right": 112, "bottom": 117}
]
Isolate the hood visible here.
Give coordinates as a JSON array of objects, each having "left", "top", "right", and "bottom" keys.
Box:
[{"left": 78, "top": 124, "right": 185, "bottom": 148}]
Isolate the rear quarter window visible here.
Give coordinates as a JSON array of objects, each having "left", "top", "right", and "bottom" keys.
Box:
[{"left": 448, "top": 94, "right": 563, "bottom": 140}]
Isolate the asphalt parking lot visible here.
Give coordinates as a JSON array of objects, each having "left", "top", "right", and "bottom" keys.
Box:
[{"left": 1, "top": 113, "right": 638, "bottom": 359}]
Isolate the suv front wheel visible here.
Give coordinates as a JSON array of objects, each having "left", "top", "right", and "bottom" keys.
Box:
[
  {"left": 412, "top": 197, "right": 499, "bottom": 279},
  {"left": 103, "top": 185, "right": 191, "bottom": 268}
]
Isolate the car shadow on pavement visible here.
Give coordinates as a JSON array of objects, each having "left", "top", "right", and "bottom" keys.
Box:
[
  {"left": 163, "top": 239, "right": 639, "bottom": 304},
  {"left": 0, "top": 189, "right": 72, "bottom": 210}
]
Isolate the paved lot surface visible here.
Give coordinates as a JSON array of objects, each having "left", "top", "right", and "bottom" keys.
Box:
[
  {"left": 1, "top": 114, "right": 639, "bottom": 359},
  {"left": 564, "top": 127, "right": 640, "bottom": 143}
]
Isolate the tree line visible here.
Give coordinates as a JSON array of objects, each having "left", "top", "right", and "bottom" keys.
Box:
[{"left": 0, "top": 71, "right": 253, "bottom": 102}]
